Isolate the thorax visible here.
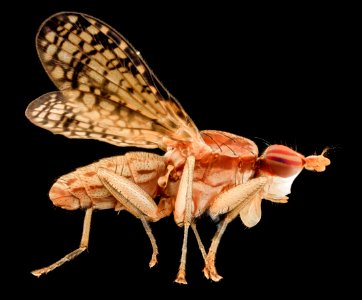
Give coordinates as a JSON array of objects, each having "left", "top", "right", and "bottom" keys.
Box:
[{"left": 164, "top": 130, "right": 259, "bottom": 217}]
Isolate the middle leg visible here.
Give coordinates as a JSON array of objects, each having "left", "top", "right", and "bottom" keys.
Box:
[
  {"left": 173, "top": 155, "right": 195, "bottom": 284},
  {"left": 204, "top": 177, "right": 268, "bottom": 281}
]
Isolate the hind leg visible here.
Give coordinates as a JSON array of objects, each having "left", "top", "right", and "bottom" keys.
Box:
[
  {"left": 97, "top": 168, "right": 166, "bottom": 267},
  {"left": 31, "top": 207, "right": 93, "bottom": 277}
]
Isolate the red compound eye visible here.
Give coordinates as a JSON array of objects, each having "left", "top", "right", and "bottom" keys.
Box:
[{"left": 261, "top": 145, "right": 305, "bottom": 177}]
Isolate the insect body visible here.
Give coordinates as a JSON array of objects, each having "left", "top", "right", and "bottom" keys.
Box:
[{"left": 26, "top": 12, "right": 330, "bottom": 284}]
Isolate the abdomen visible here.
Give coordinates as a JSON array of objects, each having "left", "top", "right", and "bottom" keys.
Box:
[{"left": 48, "top": 152, "right": 167, "bottom": 210}]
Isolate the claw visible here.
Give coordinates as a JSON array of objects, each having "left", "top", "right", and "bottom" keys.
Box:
[
  {"left": 203, "top": 255, "right": 223, "bottom": 282},
  {"left": 203, "top": 266, "right": 210, "bottom": 279},
  {"left": 204, "top": 265, "right": 223, "bottom": 282},
  {"left": 149, "top": 253, "right": 158, "bottom": 268},
  {"left": 210, "top": 271, "right": 223, "bottom": 282},
  {"left": 175, "top": 270, "right": 188, "bottom": 284}
]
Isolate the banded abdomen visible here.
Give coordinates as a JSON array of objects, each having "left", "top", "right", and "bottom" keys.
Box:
[{"left": 48, "top": 152, "right": 167, "bottom": 211}]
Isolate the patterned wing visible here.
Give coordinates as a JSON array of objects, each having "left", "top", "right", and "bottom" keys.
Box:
[{"left": 25, "top": 12, "right": 202, "bottom": 150}]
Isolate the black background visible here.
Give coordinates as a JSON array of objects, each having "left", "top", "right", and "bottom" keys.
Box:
[{"left": 3, "top": 0, "right": 356, "bottom": 297}]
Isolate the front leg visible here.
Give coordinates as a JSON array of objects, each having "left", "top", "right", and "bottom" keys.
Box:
[
  {"left": 98, "top": 168, "right": 164, "bottom": 268},
  {"left": 204, "top": 177, "right": 268, "bottom": 281}
]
